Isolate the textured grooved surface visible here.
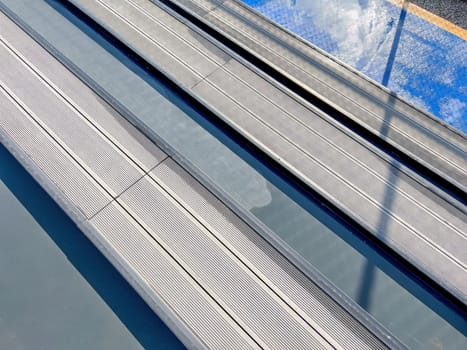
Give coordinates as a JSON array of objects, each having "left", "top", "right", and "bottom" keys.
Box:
[
  {"left": 0, "top": 41, "right": 145, "bottom": 197},
  {"left": 88, "top": 203, "right": 260, "bottom": 350},
  {"left": 119, "top": 172, "right": 333, "bottom": 350},
  {"left": 2, "top": 1, "right": 466, "bottom": 349},
  {"left": 73, "top": 0, "right": 202, "bottom": 87},
  {"left": 0, "top": 10, "right": 166, "bottom": 172},
  {"left": 197, "top": 61, "right": 467, "bottom": 257},
  {"left": 150, "top": 158, "right": 388, "bottom": 350},
  {"left": 71, "top": 0, "right": 229, "bottom": 88},
  {"left": 0, "top": 90, "right": 111, "bottom": 218},
  {"left": 120, "top": 0, "right": 230, "bottom": 65}
]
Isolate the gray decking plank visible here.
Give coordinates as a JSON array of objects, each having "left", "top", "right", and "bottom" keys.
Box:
[
  {"left": 71, "top": 0, "right": 228, "bottom": 88},
  {"left": 126, "top": 0, "right": 230, "bottom": 65},
  {"left": 0, "top": 90, "right": 111, "bottom": 219},
  {"left": 204, "top": 60, "right": 467, "bottom": 255},
  {"left": 150, "top": 158, "right": 388, "bottom": 350},
  {"left": 0, "top": 12, "right": 166, "bottom": 172},
  {"left": 0, "top": 14, "right": 255, "bottom": 349},
  {"left": 118, "top": 171, "right": 334, "bottom": 350},
  {"left": 86, "top": 201, "right": 260, "bottom": 350},
  {"left": 100, "top": 0, "right": 225, "bottom": 74},
  {"left": 175, "top": 0, "right": 466, "bottom": 189},
  {"left": 71, "top": 0, "right": 202, "bottom": 87},
  {"left": 0, "top": 41, "right": 149, "bottom": 197}
]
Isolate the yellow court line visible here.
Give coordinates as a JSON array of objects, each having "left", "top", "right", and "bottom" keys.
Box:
[{"left": 387, "top": 0, "right": 467, "bottom": 40}]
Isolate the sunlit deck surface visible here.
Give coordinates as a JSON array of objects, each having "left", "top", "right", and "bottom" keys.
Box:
[{"left": 0, "top": 0, "right": 465, "bottom": 349}]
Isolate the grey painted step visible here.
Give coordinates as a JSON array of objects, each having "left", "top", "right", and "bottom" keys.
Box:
[
  {"left": 72, "top": 0, "right": 467, "bottom": 303},
  {"left": 171, "top": 0, "right": 467, "bottom": 191}
]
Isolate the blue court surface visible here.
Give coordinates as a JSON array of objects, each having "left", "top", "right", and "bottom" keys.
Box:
[{"left": 242, "top": 0, "right": 467, "bottom": 133}]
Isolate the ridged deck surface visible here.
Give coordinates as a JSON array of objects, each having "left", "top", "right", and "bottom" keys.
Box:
[
  {"left": 0, "top": 10, "right": 391, "bottom": 350},
  {"left": 68, "top": 0, "right": 467, "bottom": 304}
]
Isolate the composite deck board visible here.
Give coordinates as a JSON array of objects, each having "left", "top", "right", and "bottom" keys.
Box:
[
  {"left": 86, "top": 202, "right": 260, "bottom": 350},
  {"left": 73, "top": 0, "right": 230, "bottom": 88},
  {"left": 0, "top": 9, "right": 392, "bottom": 349},
  {"left": 0, "top": 90, "right": 111, "bottom": 219},
  {"left": 171, "top": 0, "right": 467, "bottom": 190},
  {"left": 149, "top": 158, "right": 388, "bottom": 350},
  {"left": 196, "top": 60, "right": 467, "bottom": 257},
  {"left": 0, "top": 14, "right": 259, "bottom": 349},
  {"left": 0, "top": 12, "right": 166, "bottom": 172},
  {"left": 73, "top": 0, "right": 467, "bottom": 303},
  {"left": 118, "top": 166, "right": 334, "bottom": 350},
  {"left": 117, "top": 0, "right": 230, "bottom": 65},
  {"left": 0, "top": 40, "right": 148, "bottom": 198},
  {"left": 0, "top": 25, "right": 255, "bottom": 347}
]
